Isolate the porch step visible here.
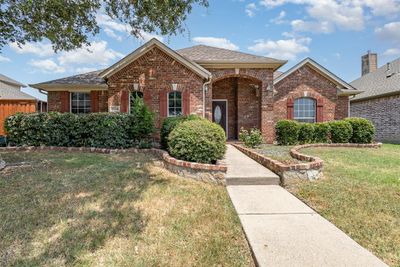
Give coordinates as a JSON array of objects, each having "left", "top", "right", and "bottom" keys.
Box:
[{"left": 225, "top": 145, "right": 280, "bottom": 186}]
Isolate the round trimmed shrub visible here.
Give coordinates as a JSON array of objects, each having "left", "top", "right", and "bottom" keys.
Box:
[
  {"left": 275, "top": 120, "right": 299, "bottom": 145},
  {"left": 239, "top": 127, "right": 263, "bottom": 148},
  {"left": 314, "top": 122, "right": 331, "bottom": 143},
  {"left": 160, "top": 114, "right": 202, "bottom": 149},
  {"left": 168, "top": 120, "right": 226, "bottom": 164},
  {"left": 328, "top": 120, "right": 353, "bottom": 143},
  {"left": 298, "top": 123, "right": 315, "bottom": 144},
  {"left": 344, "top": 117, "right": 375, "bottom": 144}
]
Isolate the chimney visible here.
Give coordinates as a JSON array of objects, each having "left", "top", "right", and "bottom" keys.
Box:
[{"left": 361, "top": 51, "right": 377, "bottom": 76}]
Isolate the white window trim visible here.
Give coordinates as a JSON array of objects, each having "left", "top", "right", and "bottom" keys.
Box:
[
  {"left": 167, "top": 91, "right": 183, "bottom": 117},
  {"left": 70, "top": 91, "right": 91, "bottom": 114},
  {"left": 294, "top": 97, "right": 317, "bottom": 123},
  {"left": 212, "top": 99, "right": 228, "bottom": 139}
]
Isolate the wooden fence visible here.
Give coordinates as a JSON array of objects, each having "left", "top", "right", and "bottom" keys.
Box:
[{"left": 0, "top": 100, "right": 36, "bottom": 135}]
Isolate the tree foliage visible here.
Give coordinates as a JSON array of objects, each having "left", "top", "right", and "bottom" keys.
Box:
[{"left": 0, "top": 0, "right": 208, "bottom": 52}]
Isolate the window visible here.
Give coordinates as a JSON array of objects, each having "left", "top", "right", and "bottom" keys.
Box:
[
  {"left": 130, "top": 91, "right": 143, "bottom": 114},
  {"left": 168, "top": 91, "right": 182, "bottom": 117},
  {"left": 294, "top": 97, "right": 316, "bottom": 123},
  {"left": 71, "top": 92, "right": 91, "bottom": 114}
]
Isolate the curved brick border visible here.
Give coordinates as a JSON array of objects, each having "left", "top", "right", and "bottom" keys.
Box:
[
  {"left": 232, "top": 143, "right": 381, "bottom": 183},
  {"left": 0, "top": 146, "right": 227, "bottom": 185}
]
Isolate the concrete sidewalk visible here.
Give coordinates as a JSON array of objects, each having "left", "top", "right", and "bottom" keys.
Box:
[{"left": 225, "top": 146, "right": 387, "bottom": 266}]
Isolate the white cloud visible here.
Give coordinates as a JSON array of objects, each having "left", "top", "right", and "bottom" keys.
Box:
[
  {"left": 29, "top": 59, "right": 65, "bottom": 73},
  {"left": 0, "top": 55, "right": 11, "bottom": 62},
  {"left": 57, "top": 40, "right": 124, "bottom": 66},
  {"left": 270, "top": 11, "right": 287, "bottom": 24},
  {"left": 383, "top": 48, "right": 400, "bottom": 56},
  {"left": 291, "top": 19, "right": 334, "bottom": 33},
  {"left": 193, "top": 37, "right": 239, "bottom": 50},
  {"left": 260, "top": 0, "right": 400, "bottom": 33},
  {"left": 375, "top": 22, "right": 400, "bottom": 43},
  {"left": 75, "top": 67, "right": 98, "bottom": 73},
  {"left": 248, "top": 37, "right": 311, "bottom": 60},
  {"left": 96, "top": 13, "right": 164, "bottom": 42},
  {"left": 245, "top": 3, "right": 258, "bottom": 17},
  {"left": 9, "top": 42, "right": 54, "bottom": 57}
]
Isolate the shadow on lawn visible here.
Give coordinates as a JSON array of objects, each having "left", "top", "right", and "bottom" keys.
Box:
[{"left": 0, "top": 152, "right": 167, "bottom": 266}]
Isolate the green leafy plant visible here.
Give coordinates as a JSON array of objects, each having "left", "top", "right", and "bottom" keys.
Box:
[
  {"left": 168, "top": 120, "right": 226, "bottom": 164},
  {"left": 328, "top": 120, "right": 353, "bottom": 143},
  {"left": 275, "top": 120, "right": 300, "bottom": 145},
  {"left": 239, "top": 127, "right": 263, "bottom": 148},
  {"left": 313, "top": 122, "right": 331, "bottom": 143},
  {"left": 298, "top": 123, "right": 315, "bottom": 144},
  {"left": 5, "top": 108, "right": 154, "bottom": 148},
  {"left": 160, "top": 114, "right": 202, "bottom": 149},
  {"left": 344, "top": 117, "right": 375, "bottom": 144}
]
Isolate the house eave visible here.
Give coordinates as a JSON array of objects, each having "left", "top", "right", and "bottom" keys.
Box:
[
  {"left": 29, "top": 83, "right": 108, "bottom": 91},
  {"left": 197, "top": 61, "right": 287, "bottom": 70},
  {"left": 337, "top": 89, "right": 364, "bottom": 96},
  {"left": 350, "top": 91, "right": 400, "bottom": 102}
]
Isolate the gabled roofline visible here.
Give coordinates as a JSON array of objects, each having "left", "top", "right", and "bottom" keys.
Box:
[
  {"left": 29, "top": 83, "right": 107, "bottom": 91},
  {"left": 274, "top": 58, "right": 357, "bottom": 91},
  {"left": 0, "top": 75, "right": 27, "bottom": 88},
  {"left": 99, "top": 38, "right": 211, "bottom": 79}
]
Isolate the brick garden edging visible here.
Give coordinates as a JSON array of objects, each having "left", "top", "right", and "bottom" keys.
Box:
[
  {"left": 0, "top": 146, "right": 227, "bottom": 185},
  {"left": 232, "top": 143, "right": 381, "bottom": 183}
]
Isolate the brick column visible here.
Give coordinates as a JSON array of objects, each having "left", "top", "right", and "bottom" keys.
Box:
[
  {"left": 205, "top": 82, "right": 213, "bottom": 120},
  {"left": 260, "top": 71, "right": 275, "bottom": 143}
]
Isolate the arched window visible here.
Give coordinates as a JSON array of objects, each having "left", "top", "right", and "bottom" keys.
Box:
[
  {"left": 294, "top": 97, "right": 316, "bottom": 123},
  {"left": 168, "top": 91, "right": 182, "bottom": 117},
  {"left": 130, "top": 91, "right": 143, "bottom": 114}
]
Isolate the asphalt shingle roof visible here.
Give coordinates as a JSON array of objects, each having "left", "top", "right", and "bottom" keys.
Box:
[
  {"left": 36, "top": 70, "right": 106, "bottom": 86},
  {"left": 351, "top": 57, "right": 400, "bottom": 101},
  {"left": 0, "top": 73, "right": 26, "bottom": 87},
  {"left": 177, "top": 45, "right": 285, "bottom": 63},
  {"left": 0, "top": 88, "right": 36, "bottom": 100}
]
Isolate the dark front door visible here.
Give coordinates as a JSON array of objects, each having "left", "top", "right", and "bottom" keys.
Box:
[{"left": 212, "top": 100, "right": 227, "bottom": 136}]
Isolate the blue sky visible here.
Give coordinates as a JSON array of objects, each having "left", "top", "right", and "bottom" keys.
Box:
[{"left": 1, "top": 0, "right": 399, "bottom": 101}]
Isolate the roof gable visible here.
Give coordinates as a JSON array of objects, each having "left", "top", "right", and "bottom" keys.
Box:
[
  {"left": 351, "top": 57, "right": 400, "bottom": 101},
  {"left": 100, "top": 38, "right": 211, "bottom": 79},
  {"left": 274, "top": 58, "right": 360, "bottom": 95}
]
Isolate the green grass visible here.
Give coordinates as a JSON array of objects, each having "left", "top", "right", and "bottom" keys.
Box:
[
  {"left": 0, "top": 151, "right": 253, "bottom": 267},
  {"left": 286, "top": 144, "right": 400, "bottom": 266},
  {"left": 254, "top": 144, "right": 302, "bottom": 164}
]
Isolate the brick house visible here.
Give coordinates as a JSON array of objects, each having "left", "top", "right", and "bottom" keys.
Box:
[
  {"left": 351, "top": 53, "right": 400, "bottom": 143},
  {"left": 31, "top": 38, "right": 359, "bottom": 143}
]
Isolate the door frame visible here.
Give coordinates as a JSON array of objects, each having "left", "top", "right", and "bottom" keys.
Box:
[{"left": 212, "top": 99, "right": 228, "bottom": 138}]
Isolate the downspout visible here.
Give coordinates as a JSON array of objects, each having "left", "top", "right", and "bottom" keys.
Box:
[{"left": 202, "top": 76, "right": 212, "bottom": 118}]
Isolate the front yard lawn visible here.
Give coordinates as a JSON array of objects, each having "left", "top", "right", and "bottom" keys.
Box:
[
  {"left": 0, "top": 151, "right": 253, "bottom": 266},
  {"left": 254, "top": 144, "right": 303, "bottom": 164},
  {"left": 286, "top": 144, "right": 400, "bottom": 266}
]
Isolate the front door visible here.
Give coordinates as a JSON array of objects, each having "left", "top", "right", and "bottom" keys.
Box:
[{"left": 212, "top": 100, "right": 228, "bottom": 137}]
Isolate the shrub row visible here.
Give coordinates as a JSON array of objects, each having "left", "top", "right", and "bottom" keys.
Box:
[
  {"left": 160, "top": 114, "right": 202, "bottom": 149},
  {"left": 5, "top": 99, "right": 154, "bottom": 148},
  {"left": 275, "top": 117, "right": 375, "bottom": 145}
]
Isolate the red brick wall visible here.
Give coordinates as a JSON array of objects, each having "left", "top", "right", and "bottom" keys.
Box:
[
  {"left": 271, "top": 65, "right": 349, "bottom": 142},
  {"left": 237, "top": 78, "right": 261, "bottom": 132},
  {"left": 107, "top": 47, "right": 204, "bottom": 128},
  {"left": 47, "top": 91, "right": 108, "bottom": 112}
]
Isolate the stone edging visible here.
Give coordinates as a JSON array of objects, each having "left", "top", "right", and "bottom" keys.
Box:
[
  {"left": 0, "top": 146, "right": 227, "bottom": 184},
  {"left": 232, "top": 143, "right": 381, "bottom": 182}
]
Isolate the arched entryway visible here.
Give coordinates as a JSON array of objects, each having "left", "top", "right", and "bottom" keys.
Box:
[{"left": 211, "top": 76, "right": 262, "bottom": 139}]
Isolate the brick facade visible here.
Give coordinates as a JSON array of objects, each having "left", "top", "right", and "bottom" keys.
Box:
[
  {"left": 45, "top": 47, "right": 350, "bottom": 143},
  {"left": 107, "top": 47, "right": 204, "bottom": 128},
  {"left": 351, "top": 94, "right": 400, "bottom": 143}
]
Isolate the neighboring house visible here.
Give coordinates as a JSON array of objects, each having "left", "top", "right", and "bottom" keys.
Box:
[
  {"left": 31, "top": 38, "right": 360, "bottom": 143},
  {"left": 351, "top": 53, "right": 400, "bottom": 143},
  {"left": 0, "top": 74, "right": 46, "bottom": 135}
]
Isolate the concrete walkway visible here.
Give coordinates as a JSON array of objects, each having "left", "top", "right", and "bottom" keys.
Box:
[{"left": 225, "top": 145, "right": 387, "bottom": 267}]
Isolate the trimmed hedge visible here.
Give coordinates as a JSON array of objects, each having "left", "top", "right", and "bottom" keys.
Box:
[
  {"left": 239, "top": 127, "right": 263, "bottom": 148},
  {"left": 160, "top": 114, "right": 203, "bottom": 149},
  {"left": 275, "top": 120, "right": 299, "bottom": 145},
  {"left": 328, "top": 120, "right": 353, "bottom": 143},
  {"left": 298, "top": 123, "right": 315, "bottom": 144},
  {"left": 313, "top": 122, "right": 331, "bottom": 143},
  {"left": 5, "top": 100, "right": 154, "bottom": 148},
  {"left": 345, "top": 117, "right": 375, "bottom": 144},
  {"left": 168, "top": 119, "right": 226, "bottom": 164}
]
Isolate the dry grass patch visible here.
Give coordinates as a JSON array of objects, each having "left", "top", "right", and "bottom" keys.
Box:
[
  {"left": 286, "top": 144, "right": 400, "bottom": 266},
  {"left": 0, "top": 151, "right": 253, "bottom": 267}
]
